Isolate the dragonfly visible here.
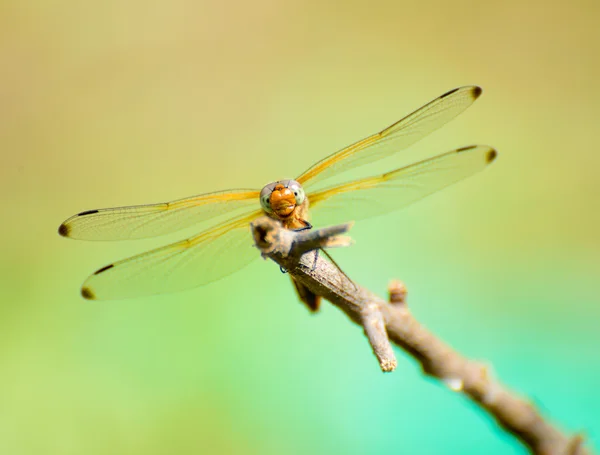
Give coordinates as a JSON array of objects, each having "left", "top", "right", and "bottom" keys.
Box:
[{"left": 58, "top": 86, "right": 496, "bottom": 308}]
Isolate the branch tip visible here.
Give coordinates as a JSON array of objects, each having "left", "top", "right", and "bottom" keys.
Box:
[
  {"left": 388, "top": 279, "right": 407, "bottom": 305},
  {"left": 380, "top": 358, "right": 398, "bottom": 373},
  {"left": 251, "top": 218, "right": 278, "bottom": 254}
]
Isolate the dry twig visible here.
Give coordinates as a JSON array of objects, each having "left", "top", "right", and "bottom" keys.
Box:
[{"left": 250, "top": 216, "right": 592, "bottom": 455}]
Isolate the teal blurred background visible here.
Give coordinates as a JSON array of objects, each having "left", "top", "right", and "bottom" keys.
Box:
[{"left": 2, "top": 0, "right": 599, "bottom": 453}]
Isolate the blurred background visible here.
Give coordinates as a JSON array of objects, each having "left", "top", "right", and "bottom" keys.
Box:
[{"left": 1, "top": 0, "right": 599, "bottom": 453}]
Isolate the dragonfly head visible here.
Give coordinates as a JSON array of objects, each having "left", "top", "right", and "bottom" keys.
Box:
[{"left": 260, "top": 179, "right": 306, "bottom": 219}]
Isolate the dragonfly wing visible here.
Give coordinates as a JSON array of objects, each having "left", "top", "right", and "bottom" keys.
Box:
[
  {"left": 80, "top": 210, "right": 263, "bottom": 300},
  {"left": 297, "top": 86, "right": 482, "bottom": 189},
  {"left": 59, "top": 189, "right": 260, "bottom": 241},
  {"left": 308, "top": 146, "right": 497, "bottom": 227}
]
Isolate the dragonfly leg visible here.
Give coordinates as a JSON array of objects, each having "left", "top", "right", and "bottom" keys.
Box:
[{"left": 294, "top": 220, "right": 313, "bottom": 232}]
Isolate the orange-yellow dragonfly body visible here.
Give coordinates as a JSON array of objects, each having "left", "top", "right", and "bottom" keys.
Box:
[{"left": 59, "top": 86, "right": 496, "bottom": 304}]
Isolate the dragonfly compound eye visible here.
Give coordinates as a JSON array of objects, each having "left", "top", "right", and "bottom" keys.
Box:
[
  {"left": 260, "top": 194, "right": 272, "bottom": 212},
  {"left": 287, "top": 180, "right": 305, "bottom": 205},
  {"left": 259, "top": 184, "right": 275, "bottom": 213}
]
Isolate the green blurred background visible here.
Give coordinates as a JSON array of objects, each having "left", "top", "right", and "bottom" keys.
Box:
[{"left": 2, "top": 0, "right": 599, "bottom": 453}]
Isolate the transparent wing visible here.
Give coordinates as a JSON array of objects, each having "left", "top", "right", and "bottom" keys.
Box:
[
  {"left": 59, "top": 189, "right": 260, "bottom": 241},
  {"left": 296, "top": 86, "right": 482, "bottom": 189},
  {"left": 308, "top": 146, "right": 497, "bottom": 227},
  {"left": 80, "top": 210, "right": 263, "bottom": 300}
]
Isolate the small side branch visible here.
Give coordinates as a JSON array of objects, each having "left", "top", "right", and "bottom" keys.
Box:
[
  {"left": 361, "top": 302, "right": 397, "bottom": 372},
  {"left": 250, "top": 217, "right": 593, "bottom": 455}
]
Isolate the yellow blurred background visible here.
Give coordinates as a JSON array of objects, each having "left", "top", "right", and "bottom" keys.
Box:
[{"left": 1, "top": 0, "right": 599, "bottom": 453}]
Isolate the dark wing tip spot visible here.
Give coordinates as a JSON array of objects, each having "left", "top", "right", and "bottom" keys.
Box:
[
  {"left": 81, "top": 286, "right": 95, "bottom": 300},
  {"left": 486, "top": 149, "right": 498, "bottom": 163},
  {"left": 78, "top": 209, "right": 99, "bottom": 217},
  {"left": 58, "top": 223, "right": 70, "bottom": 237},
  {"left": 472, "top": 86, "right": 483, "bottom": 99},
  {"left": 440, "top": 87, "right": 460, "bottom": 99},
  {"left": 456, "top": 145, "right": 477, "bottom": 152},
  {"left": 94, "top": 264, "right": 114, "bottom": 275}
]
